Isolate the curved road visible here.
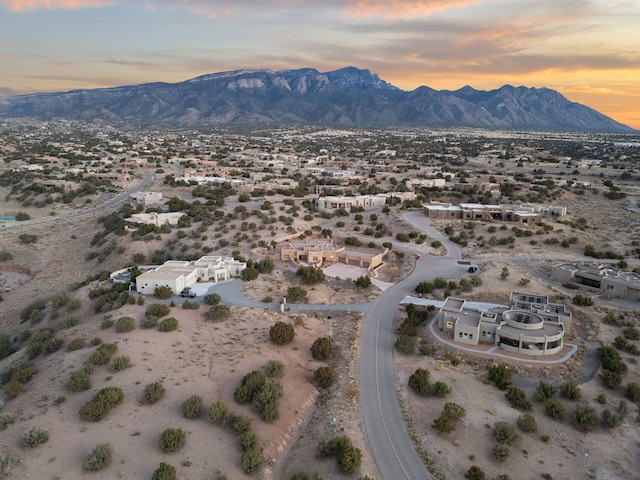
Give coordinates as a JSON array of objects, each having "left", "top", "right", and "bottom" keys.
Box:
[{"left": 359, "top": 215, "right": 468, "bottom": 480}]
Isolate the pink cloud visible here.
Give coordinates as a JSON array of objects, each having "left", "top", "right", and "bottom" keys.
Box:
[
  {"left": 344, "top": 0, "right": 480, "bottom": 19},
  {"left": 0, "top": 0, "right": 116, "bottom": 10}
]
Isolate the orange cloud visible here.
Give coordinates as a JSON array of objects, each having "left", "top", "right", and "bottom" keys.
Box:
[
  {"left": 345, "top": 0, "right": 479, "bottom": 19},
  {"left": 0, "top": 0, "right": 116, "bottom": 10}
]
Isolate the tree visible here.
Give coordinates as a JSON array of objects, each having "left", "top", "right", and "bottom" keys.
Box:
[
  {"left": 545, "top": 399, "right": 564, "bottom": 419},
  {"left": 465, "top": 466, "right": 485, "bottom": 480},
  {"left": 270, "top": 321, "right": 295, "bottom": 345},
  {"left": 355, "top": 276, "right": 372, "bottom": 287},
  {"left": 535, "top": 381, "right": 556, "bottom": 402},
  {"left": 241, "top": 267, "right": 259, "bottom": 281},
  {"left": 296, "top": 266, "right": 325, "bottom": 284},
  {"left": 286, "top": 286, "right": 308, "bottom": 303},
  {"left": 505, "top": 387, "right": 532, "bottom": 411},
  {"left": 314, "top": 366, "right": 334, "bottom": 389},
  {"left": 408, "top": 368, "right": 431, "bottom": 395},
  {"left": 204, "top": 293, "right": 221, "bottom": 305},
  {"left": 234, "top": 370, "right": 266, "bottom": 403},
  {"left": 572, "top": 405, "right": 597, "bottom": 432},
  {"left": 560, "top": 381, "right": 582, "bottom": 401},
  {"left": 432, "top": 402, "right": 466, "bottom": 434},
  {"left": 310, "top": 337, "right": 333, "bottom": 360},
  {"left": 337, "top": 443, "right": 362, "bottom": 474},
  {"left": 488, "top": 364, "right": 512, "bottom": 390},
  {"left": 154, "top": 286, "right": 173, "bottom": 299}
]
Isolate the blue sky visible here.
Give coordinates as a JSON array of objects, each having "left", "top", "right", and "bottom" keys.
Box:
[{"left": 1, "top": 0, "right": 639, "bottom": 128}]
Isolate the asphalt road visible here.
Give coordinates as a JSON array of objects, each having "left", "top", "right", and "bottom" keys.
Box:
[{"left": 359, "top": 218, "right": 469, "bottom": 480}]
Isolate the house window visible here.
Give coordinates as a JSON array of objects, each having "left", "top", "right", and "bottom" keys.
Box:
[
  {"left": 458, "top": 332, "right": 463, "bottom": 338},
  {"left": 469, "top": 334, "right": 473, "bottom": 340}
]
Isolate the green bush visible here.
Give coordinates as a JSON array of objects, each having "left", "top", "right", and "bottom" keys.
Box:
[
  {"left": 110, "top": 355, "right": 132, "bottom": 371},
  {"left": 239, "top": 432, "right": 259, "bottom": 452},
  {"left": 0, "top": 413, "right": 16, "bottom": 431},
  {"left": 82, "top": 443, "right": 113, "bottom": 471},
  {"left": 44, "top": 337, "right": 64, "bottom": 353},
  {"left": 4, "top": 381, "right": 25, "bottom": 399},
  {"left": 545, "top": 399, "right": 564, "bottom": 419},
  {"left": 207, "top": 401, "right": 228, "bottom": 423},
  {"left": 204, "top": 293, "right": 221, "bottom": 305},
  {"left": 66, "top": 371, "right": 91, "bottom": 392},
  {"left": 313, "top": 366, "right": 334, "bottom": 389},
  {"left": 231, "top": 415, "right": 252, "bottom": 434},
  {"left": 79, "top": 387, "right": 124, "bottom": 421},
  {"left": 492, "top": 421, "right": 520, "bottom": 445},
  {"left": 139, "top": 315, "right": 158, "bottom": 329},
  {"left": 310, "top": 337, "right": 333, "bottom": 360},
  {"left": 560, "top": 381, "right": 582, "bottom": 401},
  {"left": 67, "top": 338, "right": 85, "bottom": 350},
  {"left": 505, "top": 387, "right": 532, "bottom": 411},
  {"left": 154, "top": 286, "right": 173, "bottom": 299},
  {"left": 535, "top": 381, "right": 556, "bottom": 402},
  {"left": 89, "top": 342, "right": 118, "bottom": 365},
  {"left": 158, "top": 428, "right": 186, "bottom": 453},
  {"left": 337, "top": 443, "right": 362, "bottom": 474},
  {"left": 101, "top": 318, "right": 114, "bottom": 329},
  {"left": 285, "top": 286, "right": 307, "bottom": 303},
  {"left": 492, "top": 444, "right": 511, "bottom": 463},
  {"left": 234, "top": 370, "right": 266, "bottom": 403},
  {"left": 241, "top": 447, "right": 264, "bottom": 474},
  {"left": 20, "top": 427, "right": 49, "bottom": 448},
  {"left": 394, "top": 334, "right": 416, "bottom": 353},
  {"left": 432, "top": 402, "right": 466, "bottom": 434},
  {"left": 264, "top": 359, "right": 285, "bottom": 377},
  {"left": 182, "top": 394, "right": 203, "bottom": 419},
  {"left": 296, "top": 266, "right": 325, "bottom": 285},
  {"left": 488, "top": 364, "right": 512, "bottom": 390},
  {"left": 465, "top": 465, "right": 486, "bottom": 480},
  {"left": 252, "top": 382, "right": 283, "bottom": 422},
  {"left": 142, "top": 382, "right": 165, "bottom": 404},
  {"left": 408, "top": 368, "right": 431, "bottom": 395},
  {"left": 572, "top": 405, "right": 597, "bottom": 432},
  {"left": 115, "top": 316, "right": 136, "bottom": 333},
  {"left": 159, "top": 317, "right": 179, "bottom": 332},
  {"left": 625, "top": 382, "right": 640, "bottom": 403},
  {"left": 431, "top": 381, "right": 452, "bottom": 398},
  {"left": 63, "top": 316, "right": 80, "bottom": 328},
  {"left": 11, "top": 363, "right": 37, "bottom": 384},
  {"left": 151, "top": 462, "right": 177, "bottom": 480},
  {"left": 204, "top": 304, "right": 231, "bottom": 322},
  {"left": 516, "top": 413, "right": 538, "bottom": 433},
  {"left": 270, "top": 321, "right": 295, "bottom": 345},
  {"left": 146, "top": 303, "right": 171, "bottom": 318}
]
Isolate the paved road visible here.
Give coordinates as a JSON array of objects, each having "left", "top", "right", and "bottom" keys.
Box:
[{"left": 359, "top": 226, "right": 469, "bottom": 480}]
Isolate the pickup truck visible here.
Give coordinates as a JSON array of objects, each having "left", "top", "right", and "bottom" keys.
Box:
[{"left": 180, "top": 290, "right": 197, "bottom": 298}]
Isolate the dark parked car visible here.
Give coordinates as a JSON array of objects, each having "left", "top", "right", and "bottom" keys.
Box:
[{"left": 181, "top": 290, "right": 197, "bottom": 298}]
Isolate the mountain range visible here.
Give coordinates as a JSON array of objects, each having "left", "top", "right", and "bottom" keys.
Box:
[{"left": 0, "top": 67, "right": 633, "bottom": 132}]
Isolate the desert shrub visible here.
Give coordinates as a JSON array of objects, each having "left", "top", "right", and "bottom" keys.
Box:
[
  {"left": 204, "top": 293, "right": 222, "bottom": 305},
  {"left": 139, "top": 315, "right": 158, "bottom": 329},
  {"left": 601, "top": 409, "right": 622, "bottom": 429},
  {"left": 182, "top": 394, "right": 203, "bottom": 419},
  {"left": 11, "top": 363, "right": 37, "bottom": 384},
  {"left": 207, "top": 401, "right": 229, "bottom": 423},
  {"left": 89, "top": 342, "right": 118, "bottom": 365},
  {"left": 234, "top": 370, "right": 266, "bottom": 403},
  {"left": 492, "top": 444, "right": 511, "bottom": 463},
  {"left": 154, "top": 286, "right": 173, "bottom": 299},
  {"left": 262, "top": 296, "right": 273, "bottom": 303},
  {"left": 285, "top": 286, "right": 307, "bottom": 303},
  {"left": 314, "top": 366, "right": 334, "bottom": 389},
  {"left": 20, "top": 427, "right": 49, "bottom": 448},
  {"left": 146, "top": 303, "right": 170, "bottom": 318},
  {"left": 110, "top": 355, "right": 132, "bottom": 371},
  {"left": 231, "top": 415, "right": 252, "bottom": 435},
  {"left": 408, "top": 368, "right": 431, "bottom": 395},
  {"left": 241, "top": 447, "right": 264, "bottom": 474},
  {"left": 505, "top": 387, "right": 532, "bottom": 411},
  {"left": 20, "top": 300, "right": 46, "bottom": 323},
  {"left": 252, "top": 381, "right": 283, "bottom": 422},
  {"left": 66, "top": 371, "right": 91, "bottom": 392},
  {"left": 63, "top": 316, "right": 80, "bottom": 328},
  {"left": 142, "top": 382, "right": 165, "bottom": 404},
  {"left": 394, "top": 334, "right": 416, "bottom": 353},
  {"left": 270, "top": 321, "right": 295, "bottom": 345},
  {"left": 158, "top": 428, "right": 186, "bottom": 453},
  {"left": 239, "top": 431, "right": 259, "bottom": 451},
  {"left": 355, "top": 276, "right": 372, "bottom": 287},
  {"left": 82, "top": 443, "right": 113, "bottom": 471},
  {"left": 545, "top": 399, "right": 564, "bottom": 419},
  {"left": 0, "top": 413, "right": 16, "bottom": 431},
  {"left": 296, "top": 266, "right": 325, "bottom": 285},
  {"left": 115, "top": 316, "right": 135, "bottom": 333},
  {"left": 159, "top": 317, "right": 179, "bottom": 332},
  {"left": 625, "top": 382, "right": 640, "bottom": 403},
  {"left": 465, "top": 465, "right": 486, "bottom": 480},
  {"left": 264, "top": 359, "right": 285, "bottom": 377},
  {"left": 560, "top": 381, "right": 582, "bottom": 401},
  {"left": 535, "top": 381, "right": 556, "bottom": 402},
  {"left": 79, "top": 387, "right": 124, "bottom": 421},
  {"left": 204, "top": 304, "right": 231, "bottom": 322},
  {"left": 89, "top": 337, "right": 103, "bottom": 346},
  {"left": 152, "top": 462, "right": 177, "bottom": 480},
  {"left": 572, "top": 404, "right": 597, "bottom": 432},
  {"left": 492, "top": 421, "right": 520, "bottom": 445},
  {"left": 600, "top": 370, "right": 623, "bottom": 389},
  {"left": 182, "top": 299, "right": 200, "bottom": 310},
  {"left": 101, "top": 318, "right": 114, "bottom": 329},
  {"left": 43, "top": 337, "right": 64, "bottom": 353},
  {"left": 516, "top": 413, "right": 538, "bottom": 433},
  {"left": 4, "top": 381, "right": 25, "bottom": 399},
  {"left": 431, "top": 381, "right": 452, "bottom": 398},
  {"left": 572, "top": 294, "right": 593, "bottom": 306},
  {"left": 67, "top": 338, "right": 85, "bottom": 350},
  {"left": 310, "top": 337, "right": 333, "bottom": 360},
  {"left": 241, "top": 267, "right": 259, "bottom": 281},
  {"left": 598, "top": 346, "right": 627, "bottom": 374},
  {"left": 337, "top": 443, "right": 362, "bottom": 474},
  {"left": 624, "top": 326, "right": 640, "bottom": 340},
  {"left": 432, "top": 402, "right": 466, "bottom": 434},
  {"left": 488, "top": 364, "right": 512, "bottom": 390}
]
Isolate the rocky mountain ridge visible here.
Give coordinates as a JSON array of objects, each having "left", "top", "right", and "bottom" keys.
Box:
[{"left": 0, "top": 67, "right": 633, "bottom": 132}]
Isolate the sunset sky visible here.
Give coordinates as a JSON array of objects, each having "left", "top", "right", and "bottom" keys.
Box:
[{"left": 1, "top": 0, "right": 639, "bottom": 129}]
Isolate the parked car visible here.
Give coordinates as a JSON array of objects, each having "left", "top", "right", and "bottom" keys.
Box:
[{"left": 181, "top": 289, "right": 197, "bottom": 298}]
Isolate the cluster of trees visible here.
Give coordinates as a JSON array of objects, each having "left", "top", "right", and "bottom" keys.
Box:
[{"left": 408, "top": 368, "right": 451, "bottom": 398}]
